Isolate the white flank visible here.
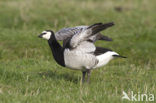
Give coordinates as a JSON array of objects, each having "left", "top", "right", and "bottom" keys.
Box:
[{"left": 64, "top": 49, "right": 97, "bottom": 70}]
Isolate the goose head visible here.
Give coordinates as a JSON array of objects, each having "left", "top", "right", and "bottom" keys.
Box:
[{"left": 38, "top": 30, "right": 54, "bottom": 40}]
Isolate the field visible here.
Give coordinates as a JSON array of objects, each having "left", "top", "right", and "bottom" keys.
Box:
[{"left": 0, "top": 0, "right": 156, "bottom": 103}]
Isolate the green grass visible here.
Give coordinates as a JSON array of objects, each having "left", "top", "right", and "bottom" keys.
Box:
[{"left": 0, "top": 0, "right": 156, "bottom": 103}]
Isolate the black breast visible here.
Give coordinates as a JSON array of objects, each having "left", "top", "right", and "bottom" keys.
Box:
[{"left": 48, "top": 34, "right": 65, "bottom": 67}]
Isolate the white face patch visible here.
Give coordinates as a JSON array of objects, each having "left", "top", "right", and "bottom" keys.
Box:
[{"left": 41, "top": 31, "right": 51, "bottom": 40}]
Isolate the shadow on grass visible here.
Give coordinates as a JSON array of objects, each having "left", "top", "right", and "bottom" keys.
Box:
[{"left": 38, "top": 70, "right": 79, "bottom": 84}]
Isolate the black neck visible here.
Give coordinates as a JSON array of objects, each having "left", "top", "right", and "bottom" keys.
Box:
[{"left": 48, "top": 34, "right": 65, "bottom": 67}]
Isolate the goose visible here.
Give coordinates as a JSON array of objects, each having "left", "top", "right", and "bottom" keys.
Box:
[
  {"left": 38, "top": 22, "right": 126, "bottom": 83},
  {"left": 54, "top": 22, "right": 114, "bottom": 45}
]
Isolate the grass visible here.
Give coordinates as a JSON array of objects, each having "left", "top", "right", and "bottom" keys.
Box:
[{"left": 0, "top": 0, "right": 156, "bottom": 103}]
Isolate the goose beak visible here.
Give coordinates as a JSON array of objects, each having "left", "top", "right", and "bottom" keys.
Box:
[{"left": 38, "top": 34, "right": 43, "bottom": 38}]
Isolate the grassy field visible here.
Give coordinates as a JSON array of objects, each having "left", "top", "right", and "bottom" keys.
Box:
[{"left": 0, "top": 0, "right": 156, "bottom": 103}]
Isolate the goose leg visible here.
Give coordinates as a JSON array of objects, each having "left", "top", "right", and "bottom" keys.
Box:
[
  {"left": 82, "top": 71, "right": 86, "bottom": 83},
  {"left": 87, "top": 70, "right": 91, "bottom": 83}
]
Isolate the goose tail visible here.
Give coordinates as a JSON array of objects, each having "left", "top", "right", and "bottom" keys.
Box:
[{"left": 113, "top": 55, "right": 127, "bottom": 58}]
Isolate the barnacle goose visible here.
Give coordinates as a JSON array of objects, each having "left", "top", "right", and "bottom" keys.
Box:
[
  {"left": 54, "top": 23, "right": 114, "bottom": 43},
  {"left": 38, "top": 22, "right": 126, "bottom": 83}
]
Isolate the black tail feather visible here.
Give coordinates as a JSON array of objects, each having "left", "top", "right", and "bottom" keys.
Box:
[{"left": 113, "top": 55, "right": 127, "bottom": 58}]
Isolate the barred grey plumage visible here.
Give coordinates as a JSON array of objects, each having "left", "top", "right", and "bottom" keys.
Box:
[
  {"left": 55, "top": 25, "right": 113, "bottom": 42},
  {"left": 69, "top": 22, "right": 114, "bottom": 48},
  {"left": 55, "top": 26, "right": 87, "bottom": 40}
]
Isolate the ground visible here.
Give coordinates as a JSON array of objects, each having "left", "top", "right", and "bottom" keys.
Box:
[{"left": 0, "top": 0, "right": 156, "bottom": 103}]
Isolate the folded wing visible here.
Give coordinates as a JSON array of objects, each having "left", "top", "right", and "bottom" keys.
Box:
[
  {"left": 55, "top": 26, "right": 86, "bottom": 41},
  {"left": 55, "top": 25, "right": 113, "bottom": 43},
  {"left": 69, "top": 22, "right": 114, "bottom": 48}
]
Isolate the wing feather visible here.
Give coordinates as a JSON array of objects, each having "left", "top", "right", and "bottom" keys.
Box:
[
  {"left": 69, "top": 22, "right": 114, "bottom": 48},
  {"left": 55, "top": 26, "right": 87, "bottom": 40}
]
